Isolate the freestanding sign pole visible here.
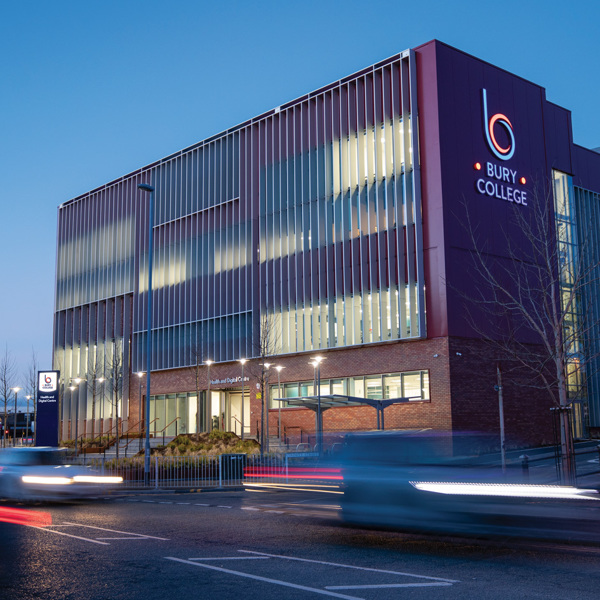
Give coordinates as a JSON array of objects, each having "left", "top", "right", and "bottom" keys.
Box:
[{"left": 36, "top": 371, "right": 60, "bottom": 447}]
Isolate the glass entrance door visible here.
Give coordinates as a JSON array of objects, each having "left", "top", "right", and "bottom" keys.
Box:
[{"left": 227, "top": 391, "right": 250, "bottom": 437}]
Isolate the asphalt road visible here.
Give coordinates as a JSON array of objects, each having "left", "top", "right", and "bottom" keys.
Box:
[{"left": 1, "top": 489, "right": 599, "bottom": 600}]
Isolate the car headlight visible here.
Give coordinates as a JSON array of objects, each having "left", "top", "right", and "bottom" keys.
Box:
[
  {"left": 22, "top": 476, "right": 73, "bottom": 485},
  {"left": 72, "top": 475, "right": 123, "bottom": 484}
]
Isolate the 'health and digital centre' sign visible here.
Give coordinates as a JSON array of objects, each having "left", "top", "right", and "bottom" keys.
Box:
[{"left": 36, "top": 370, "right": 60, "bottom": 446}]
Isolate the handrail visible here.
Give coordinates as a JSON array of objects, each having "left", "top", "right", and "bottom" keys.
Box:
[
  {"left": 231, "top": 415, "right": 243, "bottom": 437},
  {"left": 121, "top": 419, "right": 142, "bottom": 456},
  {"left": 74, "top": 419, "right": 121, "bottom": 452},
  {"left": 75, "top": 418, "right": 160, "bottom": 457},
  {"left": 156, "top": 417, "right": 180, "bottom": 446}
]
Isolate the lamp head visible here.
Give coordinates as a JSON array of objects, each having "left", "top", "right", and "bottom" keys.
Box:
[{"left": 138, "top": 183, "right": 154, "bottom": 193}]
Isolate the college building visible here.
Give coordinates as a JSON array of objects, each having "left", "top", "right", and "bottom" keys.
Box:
[{"left": 53, "top": 40, "right": 600, "bottom": 449}]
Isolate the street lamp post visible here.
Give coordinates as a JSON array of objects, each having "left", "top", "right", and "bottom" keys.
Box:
[
  {"left": 239, "top": 359, "right": 247, "bottom": 439},
  {"left": 97, "top": 377, "right": 106, "bottom": 438},
  {"left": 205, "top": 360, "right": 213, "bottom": 430},
  {"left": 262, "top": 363, "right": 272, "bottom": 453},
  {"left": 25, "top": 395, "right": 31, "bottom": 445},
  {"left": 138, "top": 182, "right": 155, "bottom": 486},
  {"left": 11, "top": 387, "right": 21, "bottom": 446},
  {"left": 72, "top": 378, "right": 82, "bottom": 455},
  {"left": 68, "top": 385, "right": 77, "bottom": 451},
  {"left": 310, "top": 356, "right": 324, "bottom": 454},
  {"left": 275, "top": 366, "right": 284, "bottom": 441},
  {"left": 136, "top": 372, "right": 145, "bottom": 437}
]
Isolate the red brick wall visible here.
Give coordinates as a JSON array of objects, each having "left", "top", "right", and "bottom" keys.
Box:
[{"left": 127, "top": 337, "right": 453, "bottom": 439}]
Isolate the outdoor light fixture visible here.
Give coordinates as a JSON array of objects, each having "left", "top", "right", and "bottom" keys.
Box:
[
  {"left": 239, "top": 359, "right": 247, "bottom": 439},
  {"left": 137, "top": 181, "right": 155, "bottom": 485},
  {"left": 275, "top": 366, "right": 285, "bottom": 442},
  {"left": 205, "top": 360, "right": 213, "bottom": 431},
  {"left": 136, "top": 372, "right": 145, "bottom": 438},
  {"left": 11, "top": 387, "right": 21, "bottom": 447},
  {"left": 310, "top": 356, "right": 325, "bottom": 454}
]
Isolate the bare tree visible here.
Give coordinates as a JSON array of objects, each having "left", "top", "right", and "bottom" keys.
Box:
[
  {"left": 105, "top": 340, "right": 124, "bottom": 458},
  {"left": 248, "top": 314, "right": 279, "bottom": 456},
  {"left": 0, "top": 345, "right": 17, "bottom": 448},
  {"left": 462, "top": 181, "right": 600, "bottom": 483},
  {"left": 86, "top": 347, "right": 104, "bottom": 443},
  {"left": 188, "top": 327, "right": 208, "bottom": 437},
  {"left": 25, "top": 349, "right": 39, "bottom": 442}
]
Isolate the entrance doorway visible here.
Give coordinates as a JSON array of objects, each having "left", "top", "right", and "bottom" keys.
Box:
[{"left": 227, "top": 391, "right": 250, "bottom": 437}]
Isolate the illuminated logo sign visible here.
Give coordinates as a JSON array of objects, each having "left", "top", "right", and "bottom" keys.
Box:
[
  {"left": 38, "top": 371, "right": 58, "bottom": 393},
  {"left": 473, "top": 88, "right": 527, "bottom": 206},
  {"left": 482, "top": 88, "right": 515, "bottom": 161}
]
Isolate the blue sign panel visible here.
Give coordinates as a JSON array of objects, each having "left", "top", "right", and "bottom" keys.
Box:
[{"left": 36, "top": 370, "right": 60, "bottom": 447}]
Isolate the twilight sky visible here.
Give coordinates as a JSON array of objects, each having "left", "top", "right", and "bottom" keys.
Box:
[{"left": 1, "top": 0, "right": 599, "bottom": 395}]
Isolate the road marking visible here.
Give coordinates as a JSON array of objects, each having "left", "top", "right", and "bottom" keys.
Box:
[
  {"left": 142, "top": 500, "right": 156, "bottom": 503},
  {"left": 96, "top": 535, "right": 155, "bottom": 540},
  {"left": 177, "top": 502, "right": 191, "bottom": 505},
  {"left": 36, "top": 528, "right": 110, "bottom": 545},
  {"left": 164, "top": 557, "right": 363, "bottom": 600},
  {"left": 60, "top": 522, "right": 169, "bottom": 541},
  {"left": 188, "top": 556, "right": 270, "bottom": 561},
  {"left": 194, "top": 503, "right": 210, "bottom": 506},
  {"left": 158, "top": 501, "right": 173, "bottom": 504},
  {"left": 327, "top": 583, "right": 453, "bottom": 590},
  {"left": 218, "top": 505, "right": 233, "bottom": 508},
  {"left": 239, "top": 551, "right": 458, "bottom": 583},
  {"left": 241, "top": 507, "right": 260, "bottom": 511},
  {"left": 265, "top": 510, "right": 284, "bottom": 514}
]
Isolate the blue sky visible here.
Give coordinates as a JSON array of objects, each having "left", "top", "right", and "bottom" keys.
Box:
[{"left": 1, "top": 0, "right": 599, "bottom": 389}]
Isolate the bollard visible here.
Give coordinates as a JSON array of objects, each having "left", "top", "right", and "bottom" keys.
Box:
[{"left": 519, "top": 454, "right": 529, "bottom": 481}]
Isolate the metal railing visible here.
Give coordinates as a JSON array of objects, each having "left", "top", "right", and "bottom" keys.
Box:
[{"left": 87, "top": 454, "right": 307, "bottom": 489}]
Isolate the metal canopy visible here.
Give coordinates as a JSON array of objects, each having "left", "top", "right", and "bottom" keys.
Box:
[{"left": 273, "top": 394, "right": 420, "bottom": 430}]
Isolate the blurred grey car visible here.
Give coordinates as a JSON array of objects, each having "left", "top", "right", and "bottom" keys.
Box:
[
  {"left": 338, "top": 430, "right": 600, "bottom": 542},
  {"left": 0, "top": 447, "right": 122, "bottom": 502}
]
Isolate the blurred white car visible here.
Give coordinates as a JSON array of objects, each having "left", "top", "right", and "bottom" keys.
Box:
[
  {"left": 0, "top": 447, "right": 122, "bottom": 502},
  {"left": 338, "top": 431, "right": 600, "bottom": 542}
]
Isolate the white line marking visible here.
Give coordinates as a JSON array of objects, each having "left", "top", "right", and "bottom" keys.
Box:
[
  {"left": 239, "top": 551, "right": 458, "bottom": 583},
  {"left": 60, "top": 522, "right": 169, "bottom": 541},
  {"left": 218, "top": 505, "right": 232, "bottom": 508},
  {"left": 265, "top": 510, "right": 285, "bottom": 514},
  {"left": 36, "top": 528, "right": 110, "bottom": 545},
  {"left": 158, "top": 501, "right": 173, "bottom": 504},
  {"left": 164, "top": 557, "right": 363, "bottom": 600},
  {"left": 177, "top": 502, "right": 191, "bottom": 505},
  {"left": 327, "top": 583, "right": 453, "bottom": 590},
  {"left": 188, "top": 556, "right": 270, "bottom": 561},
  {"left": 194, "top": 503, "right": 210, "bottom": 506},
  {"left": 142, "top": 500, "right": 156, "bottom": 503},
  {"left": 96, "top": 536, "right": 155, "bottom": 540},
  {"left": 241, "top": 507, "right": 260, "bottom": 511}
]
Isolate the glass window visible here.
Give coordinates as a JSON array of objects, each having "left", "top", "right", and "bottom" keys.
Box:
[
  {"left": 402, "top": 372, "right": 421, "bottom": 399},
  {"left": 422, "top": 371, "right": 430, "bottom": 400},
  {"left": 284, "top": 383, "right": 299, "bottom": 398},
  {"left": 365, "top": 375, "right": 382, "bottom": 399},
  {"left": 177, "top": 394, "right": 187, "bottom": 434},
  {"left": 349, "top": 377, "right": 365, "bottom": 398},
  {"left": 330, "top": 379, "right": 345, "bottom": 395},
  {"left": 299, "top": 381, "right": 314, "bottom": 396},
  {"left": 154, "top": 395, "right": 165, "bottom": 435},
  {"left": 166, "top": 394, "right": 177, "bottom": 436},
  {"left": 383, "top": 374, "right": 401, "bottom": 399}
]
